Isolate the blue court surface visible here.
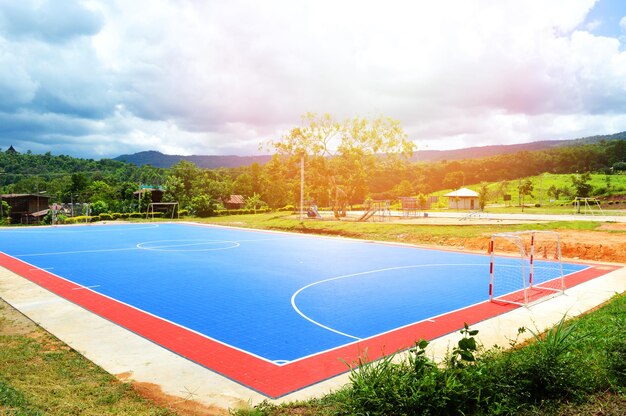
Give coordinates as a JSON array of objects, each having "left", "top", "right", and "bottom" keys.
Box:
[{"left": 0, "top": 222, "right": 598, "bottom": 396}]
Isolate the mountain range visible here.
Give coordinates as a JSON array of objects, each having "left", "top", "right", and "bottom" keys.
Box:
[{"left": 114, "top": 131, "right": 626, "bottom": 169}]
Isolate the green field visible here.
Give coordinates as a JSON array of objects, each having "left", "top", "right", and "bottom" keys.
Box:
[{"left": 430, "top": 173, "right": 626, "bottom": 207}]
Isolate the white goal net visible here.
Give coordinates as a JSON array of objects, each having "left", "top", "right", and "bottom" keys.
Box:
[
  {"left": 489, "top": 230, "right": 564, "bottom": 307},
  {"left": 146, "top": 202, "right": 179, "bottom": 220}
]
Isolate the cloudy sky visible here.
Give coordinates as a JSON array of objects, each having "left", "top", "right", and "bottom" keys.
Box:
[{"left": 1, "top": 0, "right": 626, "bottom": 159}]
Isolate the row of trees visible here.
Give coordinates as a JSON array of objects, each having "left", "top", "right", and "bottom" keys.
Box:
[{"left": 2, "top": 116, "right": 626, "bottom": 217}]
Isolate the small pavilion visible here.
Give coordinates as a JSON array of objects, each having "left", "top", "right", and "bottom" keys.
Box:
[{"left": 444, "top": 188, "right": 479, "bottom": 210}]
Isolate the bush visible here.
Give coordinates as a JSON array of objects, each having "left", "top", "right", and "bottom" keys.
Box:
[
  {"left": 90, "top": 200, "right": 109, "bottom": 216},
  {"left": 64, "top": 216, "right": 88, "bottom": 224},
  {"left": 99, "top": 213, "right": 113, "bottom": 221},
  {"left": 178, "top": 209, "right": 189, "bottom": 217},
  {"left": 190, "top": 195, "right": 215, "bottom": 217},
  {"left": 337, "top": 327, "right": 486, "bottom": 415},
  {"left": 129, "top": 212, "right": 142, "bottom": 219},
  {"left": 332, "top": 316, "right": 612, "bottom": 415},
  {"left": 606, "top": 339, "right": 626, "bottom": 390}
]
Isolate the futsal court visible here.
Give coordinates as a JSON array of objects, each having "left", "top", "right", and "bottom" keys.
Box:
[{"left": 0, "top": 222, "right": 617, "bottom": 397}]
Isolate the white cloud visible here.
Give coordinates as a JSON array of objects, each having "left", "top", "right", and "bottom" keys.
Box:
[{"left": 1, "top": 0, "right": 626, "bottom": 158}]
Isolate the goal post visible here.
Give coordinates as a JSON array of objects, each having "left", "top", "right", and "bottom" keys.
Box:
[
  {"left": 489, "top": 230, "right": 564, "bottom": 307},
  {"left": 146, "top": 202, "right": 179, "bottom": 220}
]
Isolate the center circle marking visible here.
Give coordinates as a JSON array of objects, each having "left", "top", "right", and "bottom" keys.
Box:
[{"left": 136, "top": 239, "right": 239, "bottom": 252}]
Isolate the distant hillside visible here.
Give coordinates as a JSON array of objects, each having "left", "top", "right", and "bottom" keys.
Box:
[
  {"left": 412, "top": 140, "right": 565, "bottom": 162},
  {"left": 413, "top": 131, "right": 626, "bottom": 162},
  {"left": 114, "top": 151, "right": 272, "bottom": 169},
  {"left": 115, "top": 131, "right": 626, "bottom": 168}
]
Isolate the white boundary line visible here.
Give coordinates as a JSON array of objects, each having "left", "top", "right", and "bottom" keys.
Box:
[
  {"left": 0, "top": 223, "right": 160, "bottom": 233},
  {"left": 291, "top": 263, "right": 487, "bottom": 342},
  {"left": 0, "top": 222, "right": 601, "bottom": 367},
  {"left": 136, "top": 239, "right": 240, "bottom": 252},
  {"left": 1, "top": 255, "right": 283, "bottom": 366}
]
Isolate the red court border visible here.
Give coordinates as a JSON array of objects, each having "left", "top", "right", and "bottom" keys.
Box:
[{"left": 0, "top": 252, "right": 619, "bottom": 398}]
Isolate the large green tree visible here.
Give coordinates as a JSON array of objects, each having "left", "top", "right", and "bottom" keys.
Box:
[{"left": 267, "top": 113, "right": 414, "bottom": 209}]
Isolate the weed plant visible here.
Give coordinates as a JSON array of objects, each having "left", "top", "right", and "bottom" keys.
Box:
[{"left": 320, "top": 294, "right": 625, "bottom": 416}]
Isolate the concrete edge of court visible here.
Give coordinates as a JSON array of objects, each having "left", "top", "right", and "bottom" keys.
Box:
[{"left": 0, "top": 260, "right": 625, "bottom": 411}]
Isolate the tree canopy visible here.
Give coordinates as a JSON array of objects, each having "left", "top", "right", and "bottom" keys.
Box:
[{"left": 267, "top": 113, "right": 415, "bottom": 208}]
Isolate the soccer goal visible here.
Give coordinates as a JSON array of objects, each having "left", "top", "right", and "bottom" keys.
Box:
[
  {"left": 146, "top": 202, "right": 179, "bottom": 220},
  {"left": 489, "top": 230, "right": 564, "bottom": 307},
  {"left": 573, "top": 197, "right": 604, "bottom": 216}
]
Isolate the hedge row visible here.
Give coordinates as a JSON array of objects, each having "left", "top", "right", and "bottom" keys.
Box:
[
  {"left": 215, "top": 208, "right": 271, "bottom": 216},
  {"left": 62, "top": 212, "right": 149, "bottom": 224},
  {"left": 59, "top": 208, "right": 271, "bottom": 224}
]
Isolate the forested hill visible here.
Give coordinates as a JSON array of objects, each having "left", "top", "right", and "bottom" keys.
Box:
[
  {"left": 114, "top": 131, "right": 626, "bottom": 168},
  {"left": 413, "top": 130, "right": 626, "bottom": 162},
  {"left": 114, "top": 151, "right": 272, "bottom": 169}
]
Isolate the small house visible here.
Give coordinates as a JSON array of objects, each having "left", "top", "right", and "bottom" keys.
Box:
[
  {"left": 2, "top": 194, "right": 51, "bottom": 223},
  {"left": 444, "top": 188, "right": 479, "bottom": 210},
  {"left": 133, "top": 187, "right": 164, "bottom": 203},
  {"left": 224, "top": 195, "right": 245, "bottom": 209}
]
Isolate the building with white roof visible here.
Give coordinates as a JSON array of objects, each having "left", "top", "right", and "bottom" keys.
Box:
[{"left": 444, "top": 187, "right": 479, "bottom": 210}]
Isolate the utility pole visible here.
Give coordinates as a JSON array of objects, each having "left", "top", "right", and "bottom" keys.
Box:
[
  {"left": 539, "top": 173, "right": 543, "bottom": 206},
  {"left": 299, "top": 155, "right": 304, "bottom": 223},
  {"left": 0, "top": 171, "right": 4, "bottom": 220}
]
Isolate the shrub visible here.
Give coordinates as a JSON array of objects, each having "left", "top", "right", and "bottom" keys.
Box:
[
  {"left": 90, "top": 200, "right": 109, "bottom": 215},
  {"left": 491, "top": 317, "right": 593, "bottom": 408},
  {"left": 337, "top": 327, "right": 486, "bottom": 415},
  {"left": 331, "top": 314, "right": 617, "bottom": 416},
  {"left": 111, "top": 213, "right": 121, "bottom": 220},
  {"left": 129, "top": 212, "right": 142, "bottom": 219},
  {"left": 99, "top": 213, "right": 113, "bottom": 221},
  {"left": 606, "top": 339, "right": 626, "bottom": 390},
  {"left": 178, "top": 209, "right": 189, "bottom": 217},
  {"left": 65, "top": 216, "right": 89, "bottom": 224},
  {"left": 190, "top": 195, "right": 215, "bottom": 217}
]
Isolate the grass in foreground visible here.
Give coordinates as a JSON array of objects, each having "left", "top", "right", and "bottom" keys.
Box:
[
  {"left": 236, "top": 292, "right": 625, "bottom": 416},
  {"left": 0, "top": 302, "right": 179, "bottom": 416}
]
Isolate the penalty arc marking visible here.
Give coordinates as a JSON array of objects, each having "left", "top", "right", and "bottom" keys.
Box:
[{"left": 290, "top": 263, "right": 485, "bottom": 341}]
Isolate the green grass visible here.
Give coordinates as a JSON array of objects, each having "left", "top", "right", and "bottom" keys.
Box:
[
  {"left": 443, "top": 173, "right": 626, "bottom": 206},
  {"left": 236, "top": 293, "right": 626, "bottom": 416},
  {"left": 0, "top": 303, "right": 178, "bottom": 416},
  {"left": 191, "top": 212, "right": 606, "bottom": 243}
]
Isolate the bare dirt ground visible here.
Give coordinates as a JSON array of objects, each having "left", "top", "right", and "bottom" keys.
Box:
[
  {"left": 446, "top": 228, "right": 626, "bottom": 264},
  {"left": 0, "top": 298, "right": 37, "bottom": 337},
  {"left": 119, "top": 374, "right": 229, "bottom": 416}
]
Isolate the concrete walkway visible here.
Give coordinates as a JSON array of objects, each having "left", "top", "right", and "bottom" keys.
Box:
[
  {"left": 339, "top": 209, "right": 626, "bottom": 223},
  {"left": 421, "top": 210, "right": 626, "bottom": 222}
]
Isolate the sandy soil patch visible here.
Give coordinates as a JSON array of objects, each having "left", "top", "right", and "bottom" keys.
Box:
[{"left": 0, "top": 299, "right": 38, "bottom": 336}]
